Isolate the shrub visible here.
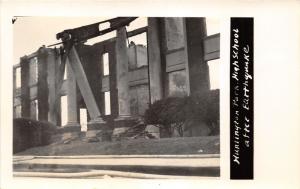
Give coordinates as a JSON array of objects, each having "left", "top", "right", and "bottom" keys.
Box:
[
  {"left": 144, "top": 90, "right": 220, "bottom": 137},
  {"left": 13, "top": 118, "right": 56, "bottom": 154}
]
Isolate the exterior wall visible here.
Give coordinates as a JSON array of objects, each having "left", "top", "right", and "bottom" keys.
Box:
[
  {"left": 129, "top": 85, "right": 149, "bottom": 116},
  {"left": 128, "top": 66, "right": 150, "bottom": 116},
  {"left": 127, "top": 43, "right": 149, "bottom": 116},
  {"left": 15, "top": 48, "right": 64, "bottom": 124},
  {"left": 128, "top": 44, "right": 136, "bottom": 70}
]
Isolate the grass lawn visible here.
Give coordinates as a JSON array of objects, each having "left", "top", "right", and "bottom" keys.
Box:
[{"left": 16, "top": 136, "right": 220, "bottom": 156}]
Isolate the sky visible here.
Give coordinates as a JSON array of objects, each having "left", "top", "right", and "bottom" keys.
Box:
[
  {"left": 13, "top": 17, "right": 149, "bottom": 64},
  {"left": 13, "top": 17, "right": 219, "bottom": 64}
]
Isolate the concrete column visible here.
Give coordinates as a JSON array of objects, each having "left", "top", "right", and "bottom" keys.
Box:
[
  {"left": 37, "top": 47, "right": 49, "bottom": 121},
  {"left": 58, "top": 58, "right": 81, "bottom": 141},
  {"left": 47, "top": 49, "right": 59, "bottom": 125},
  {"left": 107, "top": 45, "right": 119, "bottom": 118},
  {"left": 65, "top": 59, "right": 80, "bottom": 127},
  {"left": 184, "top": 18, "right": 210, "bottom": 95},
  {"left": 147, "top": 18, "right": 163, "bottom": 103},
  {"left": 116, "top": 27, "right": 130, "bottom": 117},
  {"left": 20, "top": 56, "right": 30, "bottom": 118},
  {"left": 114, "top": 27, "right": 134, "bottom": 128}
]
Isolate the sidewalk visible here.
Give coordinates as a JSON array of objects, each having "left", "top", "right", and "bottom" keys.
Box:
[{"left": 13, "top": 154, "right": 220, "bottom": 179}]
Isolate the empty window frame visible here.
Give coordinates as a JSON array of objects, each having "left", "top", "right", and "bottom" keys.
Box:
[
  {"left": 34, "top": 57, "right": 38, "bottom": 82},
  {"left": 104, "top": 91, "right": 111, "bottom": 115},
  {"left": 34, "top": 99, "right": 39, "bottom": 120},
  {"left": 60, "top": 96, "right": 68, "bottom": 126},
  {"left": 15, "top": 67, "right": 21, "bottom": 88},
  {"left": 167, "top": 70, "right": 188, "bottom": 97},
  {"left": 80, "top": 108, "right": 88, "bottom": 132},
  {"left": 126, "top": 17, "right": 148, "bottom": 46},
  {"left": 63, "top": 63, "right": 67, "bottom": 80},
  {"left": 128, "top": 32, "right": 147, "bottom": 47},
  {"left": 207, "top": 59, "right": 220, "bottom": 90},
  {"left": 15, "top": 105, "right": 22, "bottom": 118},
  {"left": 98, "top": 22, "right": 110, "bottom": 31},
  {"left": 102, "top": 53, "right": 109, "bottom": 76},
  {"left": 29, "top": 57, "right": 38, "bottom": 85}
]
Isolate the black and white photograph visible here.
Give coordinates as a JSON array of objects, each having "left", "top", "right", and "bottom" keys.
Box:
[
  {"left": 12, "top": 17, "right": 220, "bottom": 179},
  {"left": 1, "top": 1, "right": 300, "bottom": 189}
]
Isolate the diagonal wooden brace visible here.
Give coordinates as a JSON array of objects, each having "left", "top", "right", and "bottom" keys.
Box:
[{"left": 67, "top": 46, "right": 103, "bottom": 121}]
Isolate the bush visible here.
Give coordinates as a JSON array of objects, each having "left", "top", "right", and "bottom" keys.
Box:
[
  {"left": 13, "top": 118, "right": 56, "bottom": 154},
  {"left": 144, "top": 90, "right": 219, "bottom": 137}
]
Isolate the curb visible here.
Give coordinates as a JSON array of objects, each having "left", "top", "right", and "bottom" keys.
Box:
[
  {"left": 14, "top": 154, "right": 220, "bottom": 160},
  {"left": 14, "top": 170, "right": 217, "bottom": 179},
  {"left": 13, "top": 155, "right": 220, "bottom": 177}
]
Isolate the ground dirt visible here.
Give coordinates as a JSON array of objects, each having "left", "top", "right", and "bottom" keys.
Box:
[{"left": 16, "top": 136, "right": 220, "bottom": 156}]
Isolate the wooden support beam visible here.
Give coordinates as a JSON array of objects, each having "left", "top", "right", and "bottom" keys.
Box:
[
  {"left": 127, "top": 26, "right": 147, "bottom": 37},
  {"left": 67, "top": 46, "right": 103, "bottom": 120}
]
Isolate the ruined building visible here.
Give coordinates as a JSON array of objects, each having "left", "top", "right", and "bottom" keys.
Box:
[{"left": 13, "top": 17, "right": 220, "bottom": 139}]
